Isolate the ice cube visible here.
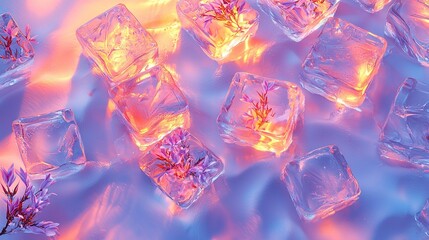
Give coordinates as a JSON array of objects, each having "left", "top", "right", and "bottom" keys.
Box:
[
  {"left": 76, "top": 4, "right": 158, "bottom": 87},
  {"left": 379, "top": 78, "right": 429, "bottom": 169},
  {"left": 385, "top": 0, "right": 429, "bottom": 67},
  {"left": 139, "top": 128, "right": 224, "bottom": 208},
  {"left": 257, "top": 0, "right": 340, "bottom": 41},
  {"left": 0, "top": 13, "right": 34, "bottom": 90},
  {"left": 111, "top": 66, "right": 190, "bottom": 149},
  {"left": 177, "top": 0, "right": 259, "bottom": 60},
  {"left": 217, "top": 72, "right": 304, "bottom": 155},
  {"left": 300, "top": 17, "right": 387, "bottom": 108},
  {"left": 283, "top": 145, "right": 360, "bottom": 221},
  {"left": 13, "top": 109, "right": 86, "bottom": 179}
]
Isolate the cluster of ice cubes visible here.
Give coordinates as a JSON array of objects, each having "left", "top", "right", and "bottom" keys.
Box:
[{"left": 6, "top": 0, "right": 429, "bottom": 229}]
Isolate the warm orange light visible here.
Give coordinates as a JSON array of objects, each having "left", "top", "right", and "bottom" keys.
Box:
[
  {"left": 334, "top": 42, "right": 386, "bottom": 108},
  {"left": 139, "top": 0, "right": 182, "bottom": 59},
  {"left": 0, "top": 136, "right": 24, "bottom": 169},
  {"left": 131, "top": 111, "right": 190, "bottom": 150},
  {"left": 223, "top": 37, "right": 273, "bottom": 65},
  {"left": 319, "top": 220, "right": 364, "bottom": 240}
]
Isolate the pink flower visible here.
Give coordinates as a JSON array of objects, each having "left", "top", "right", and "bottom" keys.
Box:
[{"left": 4, "top": 20, "right": 19, "bottom": 38}]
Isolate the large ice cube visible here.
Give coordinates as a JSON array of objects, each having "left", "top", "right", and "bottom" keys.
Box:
[
  {"left": 300, "top": 17, "right": 387, "bottom": 108},
  {"left": 76, "top": 4, "right": 158, "bottom": 87},
  {"left": 257, "top": 0, "right": 340, "bottom": 41},
  {"left": 385, "top": 0, "right": 429, "bottom": 67},
  {"left": 0, "top": 13, "right": 34, "bottom": 90},
  {"left": 139, "top": 128, "right": 224, "bottom": 208},
  {"left": 283, "top": 145, "right": 360, "bottom": 221},
  {"left": 379, "top": 78, "right": 429, "bottom": 169},
  {"left": 111, "top": 66, "right": 190, "bottom": 149},
  {"left": 217, "top": 72, "right": 304, "bottom": 155},
  {"left": 177, "top": 0, "right": 259, "bottom": 60},
  {"left": 13, "top": 109, "right": 86, "bottom": 179}
]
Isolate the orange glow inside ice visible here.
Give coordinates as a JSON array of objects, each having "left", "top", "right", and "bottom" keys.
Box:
[
  {"left": 225, "top": 37, "right": 273, "bottom": 65},
  {"left": 334, "top": 42, "right": 385, "bottom": 108},
  {"left": 131, "top": 111, "right": 190, "bottom": 149}
]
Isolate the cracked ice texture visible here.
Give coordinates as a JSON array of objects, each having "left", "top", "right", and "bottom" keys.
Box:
[
  {"left": 0, "top": 13, "right": 34, "bottom": 90},
  {"left": 13, "top": 109, "right": 86, "bottom": 179},
  {"left": 355, "top": 0, "right": 392, "bottom": 13},
  {"left": 177, "top": 0, "right": 259, "bottom": 60},
  {"left": 416, "top": 199, "right": 429, "bottom": 237},
  {"left": 76, "top": 4, "right": 158, "bottom": 87},
  {"left": 257, "top": 0, "right": 340, "bottom": 42},
  {"left": 300, "top": 17, "right": 387, "bottom": 108},
  {"left": 283, "top": 145, "right": 360, "bottom": 222},
  {"left": 379, "top": 78, "right": 429, "bottom": 169},
  {"left": 139, "top": 128, "right": 224, "bottom": 208},
  {"left": 111, "top": 66, "right": 190, "bottom": 149},
  {"left": 385, "top": 0, "right": 429, "bottom": 67},
  {"left": 217, "top": 72, "right": 304, "bottom": 155}
]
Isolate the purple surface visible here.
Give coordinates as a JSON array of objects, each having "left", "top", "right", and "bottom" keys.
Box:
[{"left": 1, "top": 0, "right": 429, "bottom": 239}]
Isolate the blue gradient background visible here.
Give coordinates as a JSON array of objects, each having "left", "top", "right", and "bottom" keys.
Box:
[{"left": 0, "top": 0, "right": 429, "bottom": 239}]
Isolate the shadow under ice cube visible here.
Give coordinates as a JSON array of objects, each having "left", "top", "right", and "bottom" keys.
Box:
[
  {"left": 416, "top": 199, "right": 429, "bottom": 237},
  {"left": 379, "top": 78, "right": 429, "bottom": 169},
  {"left": 76, "top": 4, "right": 158, "bottom": 87},
  {"left": 217, "top": 72, "right": 304, "bottom": 155},
  {"left": 111, "top": 66, "right": 190, "bottom": 149},
  {"left": 257, "top": 0, "right": 340, "bottom": 42},
  {"left": 283, "top": 145, "right": 360, "bottom": 221},
  {"left": 355, "top": 0, "right": 392, "bottom": 13},
  {"left": 301, "top": 17, "right": 387, "bottom": 108},
  {"left": 0, "top": 13, "right": 34, "bottom": 90},
  {"left": 139, "top": 128, "right": 224, "bottom": 208},
  {"left": 385, "top": 0, "right": 429, "bottom": 67},
  {"left": 13, "top": 109, "right": 86, "bottom": 179},
  {"left": 177, "top": 0, "right": 259, "bottom": 60}
]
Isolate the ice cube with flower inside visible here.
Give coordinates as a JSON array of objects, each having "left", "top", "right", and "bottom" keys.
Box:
[
  {"left": 139, "top": 128, "right": 224, "bottom": 208},
  {"left": 217, "top": 72, "right": 304, "bottom": 155},
  {"left": 177, "top": 0, "right": 259, "bottom": 60},
  {"left": 0, "top": 13, "right": 35, "bottom": 90}
]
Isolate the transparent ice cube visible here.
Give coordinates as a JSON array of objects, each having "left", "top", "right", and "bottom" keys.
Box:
[
  {"left": 257, "top": 0, "right": 340, "bottom": 42},
  {"left": 76, "top": 4, "right": 158, "bottom": 87},
  {"left": 283, "top": 145, "right": 361, "bottom": 221},
  {"left": 379, "top": 78, "right": 429, "bottom": 169},
  {"left": 301, "top": 17, "right": 387, "bottom": 108},
  {"left": 111, "top": 66, "right": 190, "bottom": 150},
  {"left": 13, "top": 109, "right": 86, "bottom": 179},
  {"left": 385, "top": 0, "right": 429, "bottom": 67}
]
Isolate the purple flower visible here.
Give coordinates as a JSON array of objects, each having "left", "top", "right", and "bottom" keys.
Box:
[
  {"left": 263, "top": 80, "right": 277, "bottom": 92},
  {"left": 199, "top": 0, "right": 246, "bottom": 32},
  {"left": 0, "top": 165, "right": 58, "bottom": 237},
  {"left": 242, "top": 80, "right": 277, "bottom": 130},
  {"left": 1, "top": 164, "right": 15, "bottom": 188},
  {"left": 24, "top": 25, "right": 37, "bottom": 43}
]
